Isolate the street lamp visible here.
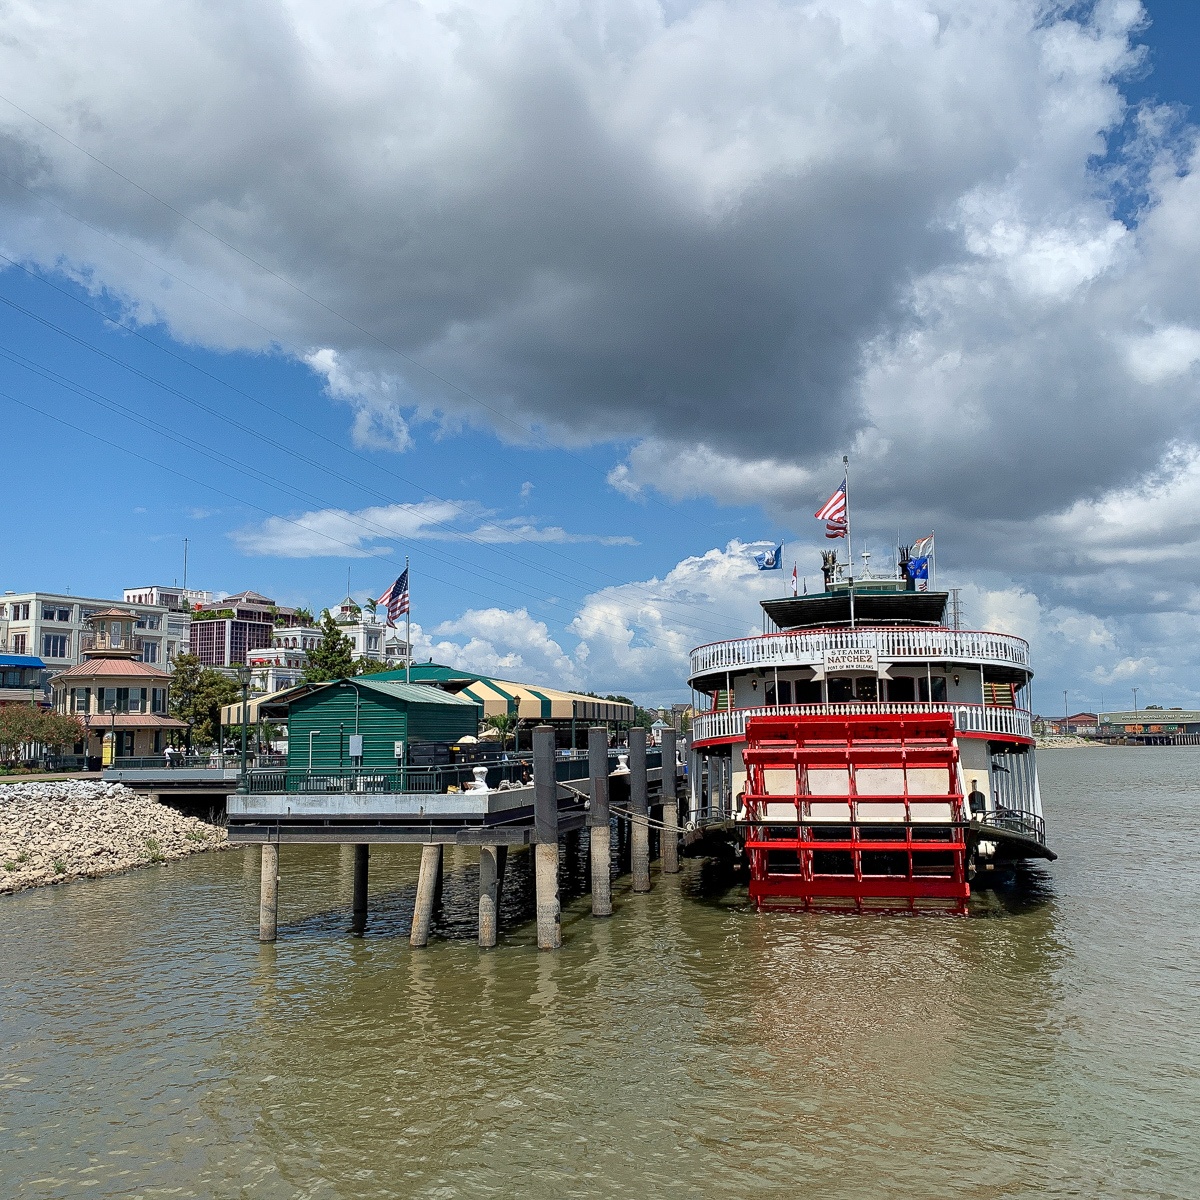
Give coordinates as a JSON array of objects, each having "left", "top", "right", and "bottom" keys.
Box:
[
  {"left": 236, "top": 663, "right": 252, "bottom": 793},
  {"left": 1132, "top": 686, "right": 1140, "bottom": 717}
]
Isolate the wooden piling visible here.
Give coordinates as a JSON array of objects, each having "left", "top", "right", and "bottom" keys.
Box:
[
  {"left": 352, "top": 844, "right": 369, "bottom": 934},
  {"left": 630, "top": 727, "right": 650, "bottom": 893},
  {"left": 478, "top": 844, "right": 502, "bottom": 948},
  {"left": 533, "top": 725, "right": 562, "bottom": 949},
  {"left": 258, "top": 842, "right": 278, "bottom": 943},
  {"left": 661, "top": 729, "right": 680, "bottom": 874},
  {"left": 587, "top": 726, "right": 612, "bottom": 916},
  {"left": 410, "top": 843, "right": 443, "bottom": 948}
]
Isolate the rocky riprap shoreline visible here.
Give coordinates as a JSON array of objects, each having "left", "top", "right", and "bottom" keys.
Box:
[{"left": 0, "top": 780, "right": 228, "bottom": 894}]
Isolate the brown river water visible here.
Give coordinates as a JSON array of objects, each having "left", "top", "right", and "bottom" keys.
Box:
[{"left": 3, "top": 747, "right": 1199, "bottom": 1198}]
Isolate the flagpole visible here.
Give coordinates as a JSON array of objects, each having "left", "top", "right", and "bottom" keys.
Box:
[
  {"left": 843, "top": 454, "right": 856, "bottom": 629},
  {"left": 405, "top": 555, "right": 411, "bottom": 684}
]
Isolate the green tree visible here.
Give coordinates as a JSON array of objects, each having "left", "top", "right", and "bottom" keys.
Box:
[
  {"left": 0, "top": 706, "right": 84, "bottom": 766},
  {"left": 169, "top": 653, "right": 239, "bottom": 746},
  {"left": 355, "top": 657, "right": 396, "bottom": 676},
  {"left": 484, "top": 712, "right": 517, "bottom": 748},
  {"left": 303, "top": 611, "right": 356, "bottom": 683}
]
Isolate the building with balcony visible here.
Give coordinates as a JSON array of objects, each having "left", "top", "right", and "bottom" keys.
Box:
[
  {"left": 0, "top": 653, "right": 48, "bottom": 706},
  {"left": 0, "top": 591, "right": 177, "bottom": 686},
  {"left": 687, "top": 566, "right": 1042, "bottom": 835},
  {"left": 329, "top": 596, "right": 411, "bottom": 666},
  {"left": 188, "top": 591, "right": 307, "bottom": 668},
  {"left": 52, "top": 609, "right": 187, "bottom": 762}
]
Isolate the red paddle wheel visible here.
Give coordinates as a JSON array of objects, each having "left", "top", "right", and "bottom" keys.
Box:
[{"left": 742, "top": 712, "right": 969, "bottom": 912}]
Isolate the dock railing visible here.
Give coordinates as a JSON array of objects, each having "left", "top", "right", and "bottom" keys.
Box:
[{"left": 245, "top": 748, "right": 663, "bottom": 796}]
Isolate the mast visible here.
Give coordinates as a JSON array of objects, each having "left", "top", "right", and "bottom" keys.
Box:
[
  {"left": 405, "top": 555, "right": 411, "bottom": 685},
  {"left": 843, "top": 454, "right": 856, "bottom": 629}
]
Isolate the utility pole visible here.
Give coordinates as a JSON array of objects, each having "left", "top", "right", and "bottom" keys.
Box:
[{"left": 1132, "top": 687, "right": 1139, "bottom": 717}]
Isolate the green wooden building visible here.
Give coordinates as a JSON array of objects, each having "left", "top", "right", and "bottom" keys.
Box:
[{"left": 284, "top": 679, "right": 482, "bottom": 771}]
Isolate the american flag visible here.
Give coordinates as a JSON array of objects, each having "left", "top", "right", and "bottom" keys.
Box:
[
  {"left": 377, "top": 569, "right": 409, "bottom": 626},
  {"left": 815, "top": 479, "right": 847, "bottom": 539}
]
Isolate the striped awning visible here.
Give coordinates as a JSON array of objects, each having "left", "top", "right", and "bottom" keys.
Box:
[{"left": 460, "top": 678, "right": 633, "bottom": 723}]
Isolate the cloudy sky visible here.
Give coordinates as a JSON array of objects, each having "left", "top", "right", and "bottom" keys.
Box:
[{"left": 2, "top": 0, "right": 1198, "bottom": 711}]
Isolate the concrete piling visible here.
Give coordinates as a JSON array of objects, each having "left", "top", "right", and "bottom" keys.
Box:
[
  {"left": 478, "top": 844, "right": 505, "bottom": 948},
  {"left": 661, "top": 729, "right": 680, "bottom": 875},
  {"left": 258, "top": 842, "right": 278, "bottom": 943},
  {"left": 352, "top": 844, "right": 369, "bottom": 935},
  {"left": 533, "top": 725, "right": 562, "bottom": 949},
  {"left": 410, "top": 843, "right": 443, "bottom": 948},
  {"left": 587, "top": 726, "right": 612, "bottom": 916},
  {"left": 630, "top": 727, "right": 650, "bottom": 893}
]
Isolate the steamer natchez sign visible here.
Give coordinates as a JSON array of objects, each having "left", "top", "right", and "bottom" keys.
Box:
[{"left": 823, "top": 645, "right": 879, "bottom": 673}]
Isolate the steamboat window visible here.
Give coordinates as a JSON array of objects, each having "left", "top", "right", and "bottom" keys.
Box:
[
  {"left": 794, "top": 680, "right": 821, "bottom": 704},
  {"left": 855, "top": 678, "right": 877, "bottom": 701},
  {"left": 827, "top": 677, "right": 855, "bottom": 701},
  {"left": 918, "top": 676, "right": 947, "bottom": 702},
  {"left": 887, "top": 677, "right": 916, "bottom": 702}
]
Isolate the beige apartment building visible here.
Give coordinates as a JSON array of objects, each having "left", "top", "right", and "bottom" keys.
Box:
[{"left": 0, "top": 590, "right": 190, "bottom": 684}]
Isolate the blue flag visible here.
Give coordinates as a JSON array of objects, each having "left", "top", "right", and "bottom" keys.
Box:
[
  {"left": 754, "top": 543, "right": 783, "bottom": 570},
  {"left": 907, "top": 555, "right": 929, "bottom": 591}
]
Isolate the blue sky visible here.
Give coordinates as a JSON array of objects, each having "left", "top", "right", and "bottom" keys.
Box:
[{"left": 3, "top": 1, "right": 1200, "bottom": 711}]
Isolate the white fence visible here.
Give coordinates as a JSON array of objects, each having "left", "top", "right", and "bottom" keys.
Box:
[
  {"left": 691, "top": 702, "right": 1033, "bottom": 744},
  {"left": 689, "top": 627, "right": 1029, "bottom": 679}
]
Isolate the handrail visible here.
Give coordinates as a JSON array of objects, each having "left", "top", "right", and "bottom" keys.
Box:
[
  {"left": 689, "top": 626, "right": 1030, "bottom": 678},
  {"left": 692, "top": 702, "right": 1033, "bottom": 744},
  {"left": 975, "top": 808, "right": 1046, "bottom": 844}
]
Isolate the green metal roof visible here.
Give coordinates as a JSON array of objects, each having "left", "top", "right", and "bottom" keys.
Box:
[
  {"left": 334, "top": 678, "right": 480, "bottom": 706},
  {"left": 370, "top": 664, "right": 483, "bottom": 684}
]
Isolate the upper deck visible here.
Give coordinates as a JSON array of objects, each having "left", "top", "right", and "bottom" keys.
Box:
[{"left": 688, "top": 625, "right": 1031, "bottom": 688}]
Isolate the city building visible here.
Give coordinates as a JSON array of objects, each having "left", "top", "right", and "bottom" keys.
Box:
[
  {"left": 246, "top": 623, "right": 324, "bottom": 693},
  {"left": 123, "top": 585, "right": 214, "bottom": 611},
  {"left": 1097, "top": 709, "right": 1200, "bottom": 743},
  {"left": 188, "top": 591, "right": 305, "bottom": 668},
  {"left": 51, "top": 608, "right": 187, "bottom": 762},
  {"left": 0, "top": 591, "right": 177, "bottom": 686},
  {"left": 330, "top": 596, "right": 411, "bottom": 666},
  {"left": 244, "top": 597, "right": 411, "bottom": 691},
  {"left": 0, "top": 651, "right": 47, "bottom": 707}
]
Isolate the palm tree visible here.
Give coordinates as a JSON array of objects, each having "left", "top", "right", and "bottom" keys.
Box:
[{"left": 485, "top": 712, "right": 517, "bottom": 749}]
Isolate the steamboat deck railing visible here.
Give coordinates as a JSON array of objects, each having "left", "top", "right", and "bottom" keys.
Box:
[
  {"left": 692, "top": 701, "right": 1033, "bottom": 744},
  {"left": 689, "top": 626, "right": 1030, "bottom": 680}
]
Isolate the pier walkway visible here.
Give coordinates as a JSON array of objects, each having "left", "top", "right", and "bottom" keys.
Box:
[{"left": 234, "top": 726, "right": 684, "bottom": 950}]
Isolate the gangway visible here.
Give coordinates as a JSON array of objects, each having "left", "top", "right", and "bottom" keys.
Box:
[{"left": 741, "top": 712, "right": 969, "bottom": 912}]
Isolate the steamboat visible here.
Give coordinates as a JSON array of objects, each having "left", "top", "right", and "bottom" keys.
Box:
[{"left": 686, "top": 543, "right": 1056, "bottom": 911}]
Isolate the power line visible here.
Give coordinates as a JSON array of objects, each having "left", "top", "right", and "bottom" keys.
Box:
[
  {"left": 4, "top": 388, "right": 750, "bottom": 646},
  {"left": 0, "top": 370, "right": 742, "bottom": 645},
  {"left": 0, "top": 249, "right": 768, "bottom": 634}
]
